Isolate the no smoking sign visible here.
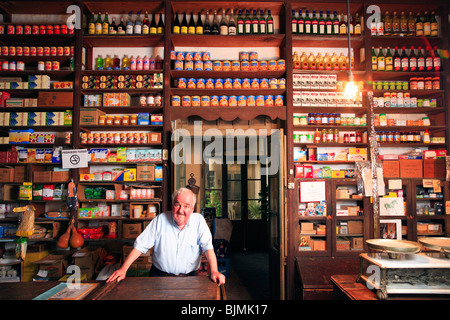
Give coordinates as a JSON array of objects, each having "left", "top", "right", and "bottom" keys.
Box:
[{"left": 62, "top": 149, "right": 88, "bottom": 169}]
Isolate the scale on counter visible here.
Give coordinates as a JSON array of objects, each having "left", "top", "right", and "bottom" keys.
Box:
[{"left": 357, "top": 238, "right": 450, "bottom": 300}]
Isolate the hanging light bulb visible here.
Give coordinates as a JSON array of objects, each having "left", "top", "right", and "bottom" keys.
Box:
[{"left": 345, "top": 73, "right": 357, "bottom": 98}]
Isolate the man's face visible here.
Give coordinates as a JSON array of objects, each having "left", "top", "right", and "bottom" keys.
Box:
[{"left": 172, "top": 191, "right": 195, "bottom": 228}]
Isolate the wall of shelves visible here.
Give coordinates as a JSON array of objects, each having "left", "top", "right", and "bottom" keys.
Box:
[{"left": 0, "top": 0, "right": 448, "bottom": 299}]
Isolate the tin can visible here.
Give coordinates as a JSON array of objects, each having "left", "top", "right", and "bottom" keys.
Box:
[
  {"left": 16, "top": 46, "right": 23, "bottom": 56},
  {"left": 278, "top": 78, "right": 286, "bottom": 89},
  {"left": 174, "top": 60, "right": 183, "bottom": 70},
  {"left": 219, "top": 95, "right": 228, "bottom": 107},
  {"left": 210, "top": 95, "right": 219, "bottom": 107},
  {"left": 232, "top": 78, "right": 242, "bottom": 89},
  {"left": 23, "top": 25, "right": 31, "bottom": 34},
  {"left": 16, "top": 61, "right": 25, "bottom": 71},
  {"left": 15, "top": 25, "right": 23, "bottom": 34},
  {"left": 184, "top": 52, "right": 193, "bottom": 61},
  {"left": 184, "top": 60, "right": 193, "bottom": 70},
  {"left": 231, "top": 60, "right": 240, "bottom": 71},
  {"left": 191, "top": 96, "right": 200, "bottom": 107},
  {"left": 214, "top": 78, "right": 223, "bottom": 89},
  {"left": 205, "top": 78, "right": 215, "bottom": 89},
  {"left": 264, "top": 95, "right": 274, "bottom": 106},
  {"left": 256, "top": 95, "right": 265, "bottom": 106},
  {"left": 259, "top": 60, "right": 268, "bottom": 71},
  {"left": 31, "top": 25, "right": 39, "bottom": 34},
  {"left": 259, "top": 78, "right": 269, "bottom": 89},
  {"left": 80, "top": 133, "right": 87, "bottom": 144},
  {"left": 37, "top": 61, "right": 45, "bottom": 71},
  {"left": 39, "top": 25, "right": 46, "bottom": 35},
  {"left": 240, "top": 60, "right": 250, "bottom": 71},
  {"left": 37, "top": 46, "right": 44, "bottom": 56},
  {"left": 250, "top": 78, "right": 260, "bottom": 89},
  {"left": 238, "top": 96, "right": 247, "bottom": 107},
  {"left": 63, "top": 46, "right": 71, "bottom": 56},
  {"left": 249, "top": 52, "right": 258, "bottom": 61},
  {"left": 220, "top": 61, "right": 230, "bottom": 72},
  {"left": 22, "top": 46, "right": 29, "bottom": 56},
  {"left": 250, "top": 60, "right": 259, "bottom": 71},
  {"left": 52, "top": 61, "right": 60, "bottom": 70},
  {"left": 269, "top": 78, "right": 278, "bottom": 89},
  {"left": 268, "top": 60, "right": 277, "bottom": 70},
  {"left": 239, "top": 51, "right": 249, "bottom": 61},
  {"left": 212, "top": 61, "right": 222, "bottom": 71},
  {"left": 176, "top": 51, "right": 185, "bottom": 60},
  {"left": 277, "top": 59, "right": 286, "bottom": 70},
  {"left": 193, "top": 52, "right": 202, "bottom": 61},
  {"left": 93, "top": 133, "right": 101, "bottom": 144},
  {"left": 242, "top": 78, "right": 251, "bottom": 89},
  {"left": 6, "top": 25, "right": 15, "bottom": 34},
  {"left": 30, "top": 47, "right": 37, "bottom": 56},
  {"left": 182, "top": 96, "right": 191, "bottom": 107},
  {"left": 200, "top": 96, "right": 210, "bottom": 107},
  {"left": 172, "top": 96, "right": 181, "bottom": 106},
  {"left": 177, "top": 78, "right": 187, "bottom": 88},
  {"left": 194, "top": 60, "right": 203, "bottom": 70},
  {"left": 247, "top": 95, "right": 256, "bottom": 107},
  {"left": 8, "top": 61, "right": 16, "bottom": 71},
  {"left": 106, "top": 133, "right": 113, "bottom": 143},
  {"left": 274, "top": 95, "right": 284, "bottom": 106},
  {"left": 87, "top": 133, "right": 94, "bottom": 144},
  {"left": 50, "top": 46, "right": 57, "bottom": 56},
  {"left": 1, "top": 46, "right": 8, "bottom": 55},
  {"left": 46, "top": 25, "right": 53, "bottom": 34},
  {"left": 223, "top": 78, "right": 233, "bottom": 89},
  {"left": 54, "top": 24, "right": 60, "bottom": 34},
  {"left": 204, "top": 60, "right": 212, "bottom": 71},
  {"left": 140, "top": 132, "right": 147, "bottom": 143},
  {"left": 2, "top": 61, "right": 9, "bottom": 70},
  {"left": 8, "top": 46, "right": 15, "bottom": 56},
  {"left": 187, "top": 78, "right": 196, "bottom": 89},
  {"left": 202, "top": 52, "right": 210, "bottom": 61},
  {"left": 196, "top": 78, "right": 205, "bottom": 89},
  {"left": 228, "top": 96, "right": 237, "bottom": 107},
  {"left": 44, "top": 61, "right": 52, "bottom": 70}
]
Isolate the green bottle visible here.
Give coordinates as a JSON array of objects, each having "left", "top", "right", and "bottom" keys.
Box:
[
  {"left": 244, "top": 10, "right": 251, "bottom": 34},
  {"left": 266, "top": 10, "right": 274, "bottom": 34},
  {"left": 259, "top": 9, "right": 266, "bottom": 34},
  {"left": 304, "top": 10, "right": 311, "bottom": 34},
  {"left": 237, "top": 9, "right": 244, "bottom": 34}
]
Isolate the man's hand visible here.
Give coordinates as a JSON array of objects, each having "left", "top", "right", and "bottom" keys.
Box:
[
  {"left": 107, "top": 267, "right": 127, "bottom": 283},
  {"left": 210, "top": 270, "right": 226, "bottom": 286}
]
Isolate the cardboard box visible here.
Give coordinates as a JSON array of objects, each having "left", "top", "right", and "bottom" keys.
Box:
[
  {"left": 13, "top": 166, "right": 26, "bottom": 183},
  {"left": 72, "top": 246, "right": 104, "bottom": 280},
  {"left": 400, "top": 159, "right": 423, "bottom": 178},
  {"left": 311, "top": 239, "right": 326, "bottom": 251},
  {"left": 351, "top": 237, "right": 364, "bottom": 250},
  {"left": 0, "top": 167, "right": 14, "bottom": 182},
  {"left": 336, "top": 238, "right": 350, "bottom": 251},
  {"left": 123, "top": 222, "right": 142, "bottom": 239},
  {"left": 423, "top": 159, "right": 446, "bottom": 178},
  {"left": 80, "top": 108, "right": 105, "bottom": 125},
  {"left": 347, "top": 221, "right": 363, "bottom": 234},
  {"left": 38, "top": 91, "right": 73, "bottom": 107},
  {"left": 34, "top": 254, "right": 68, "bottom": 278},
  {"left": 383, "top": 160, "right": 400, "bottom": 178},
  {"left": 341, "top": 206, "right": 360, "bottom": 216},
  {"left": 33, "top": 171, "right": 52, "bottom": 182},
  {"left": 52, "top": 170, "right": 70, "bottom": 182},
  {"left": 148, "top": 132, "right": 161, "bottom": 143},
  {"left": 137, "top": 164, "right": 155, "bottom": 181}
]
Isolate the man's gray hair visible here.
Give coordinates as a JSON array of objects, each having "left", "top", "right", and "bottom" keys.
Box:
[{"left": 172, "top": 187, "right": 197, "bottom": 206}]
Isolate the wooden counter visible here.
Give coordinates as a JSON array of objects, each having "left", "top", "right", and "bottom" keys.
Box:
[{"left": 0, "top": 277, "right": 224, "bottom": 300}]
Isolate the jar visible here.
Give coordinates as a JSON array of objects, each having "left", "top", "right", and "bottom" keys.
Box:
[
  {"left": 105, "top": 115, "right": 113, "bottom": 125},
  {"left": 432, "top": 77, "right": 440, "bottom": 90},
  {"left": 410, "top": 77, "right": 418, "bottom": 90},
  {"left": 113, "top": 116, "right": 121, "bottom": 125},
  {"left": 308, "top": 113, "right": 315, "bottom": 125},
  {"left": 147, "top": 94, "right": 155, "bottom": 106},
  {"left": 299, "top": 116, "right": 307, "bottom": 125},
  {"left": 98, "top": 115, "right": 106, "bottom": 125},
  {"left": 424, "top": 77, "right": 432, "bottom": 90},
  {"left": 139, "top": 94, "right": 147, "bottom": 106},
  {"left": 315, "top": 113, "right": 322, "bottom": 125},
  {"left": 417, "top": 77, "right": 425, "bottom": 90},
  {"left": 354, "top": 117, "right": 361, "bottom": 126},
  {"left": 130, "top": 115, "right": 138, "bottom": 125},
  {"left": 122, "top": 115, "right": 129, "bottom": 125},
  {"left": 321, "top": 113, "right": 328, "bottom": 125}
]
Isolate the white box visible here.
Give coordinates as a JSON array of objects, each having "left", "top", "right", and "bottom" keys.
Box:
[
  {"left": 310, "top": 92, "right": 319, "bottom": 107},
  {"left": 301, "top": 91, "right": 310, "bottom": 106},
  {"left": 318, "top": 92, "right": 328, "bottom": 107},
  {"left": 300, "top": 74, "right": 311, "bottom": 89},
  {"left": 293, "top": 91, "right": 302, "bottom": 106},
  {"left": 318, "top": 75, "right": 329, "bottom": 89},
  {"left": 293, "top": 74, "right": 302, "bottom": 89},
  {"left": 327, "top": 92, "right": 336, "bottom": 107},
  {"left": 310, "top": 74, "right": 320, "bottom": 89}
]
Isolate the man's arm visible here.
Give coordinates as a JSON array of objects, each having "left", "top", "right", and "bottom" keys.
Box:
[
  {"left": 204, "top": 248, "right": 226, "bottom": 285},
  {"left": 107, "top": 248, "right": 143, "bottom": 282}
]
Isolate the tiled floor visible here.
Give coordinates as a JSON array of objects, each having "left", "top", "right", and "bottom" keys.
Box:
[{"left": 224, "top": 251, "right": 270, "bottom": 300}]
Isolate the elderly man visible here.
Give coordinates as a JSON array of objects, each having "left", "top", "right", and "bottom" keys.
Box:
[{"left": 107, "top": 187, "right": 225, "bottom": 285}]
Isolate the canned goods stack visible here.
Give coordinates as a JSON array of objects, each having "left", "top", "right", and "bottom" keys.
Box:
[
  {"left": 176, "top": 77, "right": 285, "bottom": 90},
  {"left": 0, "top": 24, "right": 74, "bottom": 35},
  {"left": 172, "top": 94, "right": 284, "bottom": 107},
  {"left": 373, "top": 92, "right": 437, "bottom": 108},
  {"left": 81, "top": 132, "right": 151, "bottom": 145}
]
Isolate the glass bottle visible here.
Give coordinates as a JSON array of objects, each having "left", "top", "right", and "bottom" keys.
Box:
[
  {"left": 259, "top": 9, "right": 266, "bottom": 34},
  {"left": 134, "top": 11, "right": 142, "bottom": 34},
  {"left": 417, "top": 46, "right": 425, "bottom": 71},
  {"left": 251, "top": 9, "right": 259, "bottom": 34},
  {"left": 407, "top": 12, "right": 415, "bottom": 36},
  {"left": 109, "top": 17, "right": 118, "bottom": 35},
  {"left": 142, "top": 11, "right": 150, "bottom": 34},
  {"left": 332, "top": 10, "right": 339, "bottom": 34},
  {"left": 311, "top": 10, "right": 318, "bottom": 35},
  {"left": 237, "top": 10, "right": 244, "bottom": 35},
  {"left": 102, "top": 12, "right": 109, "bottom": 35},
  {"left": 409, "top": 46, "right": 417, "bottom": 71},
  {"left": 228, "top": 9, "right": 237, "bottom": 35},
  {"left": 401, "top": 46, "right": 409, "bottom": 71},
  {"left": 430, "top": 11, "right": 438, "bottom": 36},
  {"left": 211, "top": 10, "right": 220, "bottom": 34},
  {"left": 219, "top": 9, "right": 228, "bottom": 35},
  {"left": 244, "top": 10, "right": 251, "bottom": 34},
  {"left": 371, "top": 46, "right": 377, "bottom": 71},
  {"left": 425, "top": 46, "right": 433, "bottom": 71},
  {"left": 291, "top": 10, "right": 298, "bottom": 34},
  {"left": 126, "top": 12, "right": 134, "bottom": 34},
  {"left": 391, "top": 11, "right": 399, "bottom": 36},
  {"left": 376, "top": 11, "right": 384, "bottom": 36},
  {"left": 173, "top": 12, "right": 180, "bottom": 34},
  {"left": 88, "top": 12, "right": 95, "bottom": 34},
  {"left": 297, "top": 10, "right": 304, "bottom": 34},
  {"left": 157, "top": 13, "right": 164, "bottom": 34},
  {"left": 339, "top": 13, "right": 347, "bottom": 35},
  {"left": 415, "top": 12, "right": 423, "bottom": 36},
  {"left": 266, "top": 10, "right": 274, "bottom": 34},
  {"left": 196, "top": 12, "right": 204, "bottom": 35},
  {"left": 325, "top": 10, "right": 332, "bottom": 35},
  {"left": 433, "top": 46, "right": 441, "bottom": 71},
  {"left": 117, "top": 17, "right": 126, "bottom": 35},
  {"left": 318, "top": 11, "right": 325, "bottom": 35},
  {"left": 423, "top": 11, "right": 431, "bottom": 36},
  {"left": 95, "top": 12, "right": 103, "bottom": 34},
  {"left": 384, "top": 11, "right": 391, "bottom": 36},
  {"left": 393, "top": 46, "right": 401, "bottom": 71},
  {"left": 385, "top": 47, "right": 393, "bottom": 71},
  {"left": 400, "top": 11, "right": 408, "bottom": 35},
  {"left": 188, "top": 12, "right": 196, "bottom": 35},
  {"left": 377, "top": 47, "right": 385, "bottom": 71},
  {"left": 150, "top": 13, "right": 157, "bottom": 34},
  {"left": 204, "top": 10, "right": 211, "bottom": 34},
  {"left": 304, "top": 10, "right": 311, "bottom": 34},
  {"left": 180, "top": 12, "right": 188, "bottom": 34}
]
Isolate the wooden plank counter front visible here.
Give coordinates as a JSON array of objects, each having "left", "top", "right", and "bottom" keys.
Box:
[{"left": 0, "top": 277, "right": 224, "bottom": 300}]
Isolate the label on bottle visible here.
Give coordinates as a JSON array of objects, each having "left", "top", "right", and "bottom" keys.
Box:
[
  {"left": 339, "top": 24, "right": 346, "bottom": 34},
  {"left": 385, "top": 22, "right": 391, "bottom": 34},
  {"left": 267, "top": 22, "right": 273, "bottom": 34},
  {"left": 219, "top": 25, "right": 228, "bottom": 35},
  {"left": 376, "top": 21, "right": 384, "bottom": 35},
  {"left": 88, "top": 23, "right": 95, "bottom": 34},
  {"left": 157, "top": 27, "right": 163, "bottom": 34},
  {"left": 95, "top": 23, "right": 102, "bottom": 34},
  {"left": 326, "top": 22, "right": 332, "bottom": 34},
  {"left": 394, "top": 57, "right": 401, "bottom": 71},
  {"left": 409, "top": 57, "right": 417, "bottom": 71},
  {"left": 245, "top": 21, "right": 251, "bottom": 34},
  {"left": 417, "top": 57, "right": 425, "bottom": 70},
  {"left": 188, "top": 26, "right": 196, "bottom": 34},
  {"left": 372, "top": 56, "right": 378, "bottom": 70},
  {"left": 305, "top": 21, "right": 311, "bottom": 34},
  {"left": 142, "top": 25, "right": 149, "bottom": 34},
  {"left": 385, "top": 57, "right": 393, "bottom": 70},
  {"left": 424, "top": 23, "right": 431, "bottom": 36},
  {"left": 237, "top": 21, "right": 244, "bottom": 34},
  {"left": 292, "top": 20, "right": 297, "bottom": 33},
  {"left": 134, "top": 24, "right": 142, "bottom": 34},
  {"left": 298, "top": 22, "right": 304, "bottom": 34},
  {"left": 426, "top": 57, "right": 433, "bottom": 70},
  {"left": 401, "top": 57, "right": 408, "bottom": 70},
  {"left": 150, "top": 26, "right": 157, "bottom": 34},
  {"left": 228, "top": 26, "right": 236, "bottom": 35},
  {"left": 180, "top": 26, "right": 188, "bottom": 34},
  {"left": 354, "top": 24, "right": 361, "bottom": 35},
  {"left": 416, "top": 22, "right": 423, "bottom": 36},
  {"left": 431, "top": 22, "right": 438, "bottom": 36},
  {"left": 173, "top": 26, "right": 180, "bottom": 34},
  {"left": 196, "top": 26, "right": 204, "bottom": 34},
  {"left": 260, "top": 21, "right": 266, "bottom": 34},
  {"left": 126, "top": 24, "right": 133, "bottom": 34},
  {"left": 433, "top": 56, "right": 440, "bottom": 70}
]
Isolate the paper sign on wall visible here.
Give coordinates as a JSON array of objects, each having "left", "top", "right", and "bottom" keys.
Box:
[
  {"left": 379, "top": 197, "right": 405, "bottom": 216},
  {"left": 62, "top": 149, "right": 88, "bottom": 169}
]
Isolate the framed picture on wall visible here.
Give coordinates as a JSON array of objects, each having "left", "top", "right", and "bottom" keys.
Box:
[
  {"left": 299, "top": 180, "right": 326, "bottom": 203},
  {"left": 380, "top": 219, "right": 402, "bottom": 240}
]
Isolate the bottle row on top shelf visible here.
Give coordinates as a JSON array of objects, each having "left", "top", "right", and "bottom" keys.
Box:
[
  {"left": 87, "top": 11, "right": 164, "bottom": 36},
  {"left": 291, "top": 10, "right": 362, "bottom": 36},
  {"left": 173, "top": 9, "right": 274, "bottom": 36},
  {"left": 94, "top": 55, "right": 163, "bottom": 71},
  {"left": 372, "top": 46, "right": 441, "bottom": 72},
  {"left": 370, "top": 10, "right": 439, "bottom": 37}
]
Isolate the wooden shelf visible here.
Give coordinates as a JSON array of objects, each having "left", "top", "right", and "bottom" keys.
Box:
[
  {"left": 80, "top": 125, "right": 163, "bottom": 132},
  {"left": 171, "top": 70, "right": 286, "bottom": 79},
  {"left": 170, "top": 105, "right": 286, "bottom": 121},
  {"left": 82, "top": 69, "right": 164, "bottom": 75},
  {"left": 82, "top": 35, "right": 164, "bottom": 48},
  {"left": 374, "top": 125, "right": 446, "bottom": 131},
  {"left": 293, "top": 106, "right": 368, "bottom": 115},
  {"left": 170, "top": 88, "right": 285, "bottom": 96},
  {"left": 373, "top": 107, "right": 445, "bottom": 114},
  {"left": 293, "top": 125, "right": 367, "bottom": 131},
  {"left": 171, "top": 34, "right": 285, "bottom": 47},
  {"left": 292, "top": 34, "right": 365, "bottom": 48}
]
